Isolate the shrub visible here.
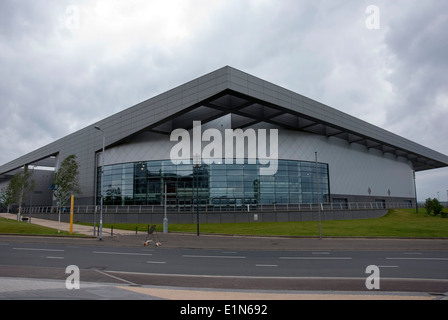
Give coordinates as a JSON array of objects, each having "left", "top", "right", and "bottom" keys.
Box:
[
  {"left": 424, "top": 198, "right": 445, "bottom": 217},
  {"left": 424, "top": 198, "right": 433, "bottom": 216},
  {"left": 432, "top": 198, "right": 444, "bottom": 216}
]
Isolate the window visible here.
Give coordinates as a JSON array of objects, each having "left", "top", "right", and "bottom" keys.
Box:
[{"left": 97, "top": 159, "right": 330, "bottom": 205}]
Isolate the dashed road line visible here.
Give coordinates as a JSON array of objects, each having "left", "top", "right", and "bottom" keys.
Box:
[
  {"left": 182, "top": 255, "right": 246, "bottom": 259},
  {"left": 93, "top": 251, "right": 153, "bottom": 256},
  {"left": 386, "top": 257, "right": 448, "bottom": 261},
  {"left": 13, "top": 248, "right": 64, "bottom": 252},
  {"left": 255, "top": 264, "right": 278, "bottom": 267},
  {"left": 279, "top": 256, "right": 352, "bottom": 260}
]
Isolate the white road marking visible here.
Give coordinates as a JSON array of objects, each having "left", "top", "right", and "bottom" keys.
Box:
[
  {"left": 386, "top": 257, "right": 448, "bottom": 261},
  {"left": 279, "top": 256, "right": 352, "bottom": 260},
  {"left": 93, "top": 251, "right": 152, "bottom": 256},
  {"left": 13, "top": 248, "right": 64, "bottom": 252},
  {"left": 255, "top": 264, "right": 278, "bottom": 267},
  {"left": 182, "top": 255, "right": 246, "bottom": 259},
  {"left": 377, "top": 265, "right": 398, "bottom": 268},
  {"left": 93, "top": 269, "right": 137, "bottom": 286}
]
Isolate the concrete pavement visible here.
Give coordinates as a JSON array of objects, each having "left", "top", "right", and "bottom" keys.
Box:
[
  {"left": 0, "top": 276, "right": 437, "bottom": 300},
  {"left": 0, "top": 212, "right": 136, "bottom": 237},
  {"left": 0, "top": 276, "right": 159, "bottom": 300},
  {"left": 1, "top": 212, "right": 448, "bottom": 300}
]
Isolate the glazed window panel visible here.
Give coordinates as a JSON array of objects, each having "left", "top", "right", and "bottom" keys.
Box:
[{"left": 97, "top": 158, "right": 330, "bottom": 205}]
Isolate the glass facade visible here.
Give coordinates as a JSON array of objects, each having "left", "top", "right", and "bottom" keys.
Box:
[{"left": 97, "top": 159, "right": 329, "bottom": 207}]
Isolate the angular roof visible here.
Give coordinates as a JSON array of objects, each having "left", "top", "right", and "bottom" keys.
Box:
[{"left": 1, "top": 66, "right": 448, "bottom": 177}]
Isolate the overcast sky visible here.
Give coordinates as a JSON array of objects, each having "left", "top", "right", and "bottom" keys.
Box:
[{"left": 0, "top": 0, "right": 447, "bottom": 201}]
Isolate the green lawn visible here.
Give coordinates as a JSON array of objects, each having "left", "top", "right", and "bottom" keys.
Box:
[
  {"left": 98, "top": 208, "right": 448, "bottom": 238},
  {"left": 0, "top": 217, "right": 82, "bottom": 236},
  {"left": 3, "top": 209, "right": 447, "bottom": 238}
]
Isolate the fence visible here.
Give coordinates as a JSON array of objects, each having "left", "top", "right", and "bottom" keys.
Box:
[{"left": 21, "top": 201, "right": 419, "bottom": 215}]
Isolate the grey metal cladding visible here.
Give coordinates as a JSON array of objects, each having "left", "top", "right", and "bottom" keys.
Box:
[
  {"left": 225, "top": 67, "right": 448, "bottom": 169},
  {"left": 1, "top": 65, "right": 447, "bottom": 180},
  {"left": 0, "top": 67, "right": 231, "bottom": 175}
]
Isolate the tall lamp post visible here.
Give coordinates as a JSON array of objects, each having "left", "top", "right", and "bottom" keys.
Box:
[
  {"left": 413, "top": 170, "right": 418, "bottom": 213},
  {"left": 193, "top": 154, "right": 201, "bottom": 236},
  {"left": 163, "top": 182, "right": 168, "bottom": 234},
  {"left": 94, "top": 126, "right": 105, "bottom": 241},
  {"left": 315, "top": 152, "right": 322, "bottom": 240}
]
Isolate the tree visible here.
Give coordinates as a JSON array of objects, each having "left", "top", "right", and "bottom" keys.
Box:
[
  {"left": 424, "top": 198, "right": 433, "bottom": 216},
  {"left": 0, "top": 184, "right": 15, "bottom": 213},
  {"left": 53, "top": 155, "right": 81, "bottom": 214},
  {"left": 8, "top": 167, "right": 35, "bottom": 220},
  {"left": 432, "top": 198, "right": 444, "bottom": 216},
  {"left": 424, "top": 198, "right": 445, "bottom": 217}
]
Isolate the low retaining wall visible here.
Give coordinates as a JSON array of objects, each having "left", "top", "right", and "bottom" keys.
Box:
[{"left": 28, "top": 209, "right": 388, "bottom": 224}]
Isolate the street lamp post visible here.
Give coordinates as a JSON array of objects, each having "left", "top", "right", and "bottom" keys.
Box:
[
  {"left": 94, "top": 126, "right": 105, "bottom": 241},
  {"left": 163, "top": 182, "right": 168, "bottom": 234},
  {"left": 193, "top": 154, "right": 201, "bottom": 236},
  {"left": 413, "top": 170, "right": 418, "bottom": 213},
  {"left": 315, "top": 152, "right": 322, "bottom": 240}
]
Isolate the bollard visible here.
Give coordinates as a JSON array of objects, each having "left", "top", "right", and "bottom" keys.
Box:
[
  {"left": 111, "top": 226, "right": 113, "bottom": 236},
  {"left": 135, "top": 226, "right": 138, "bottom": 234}
]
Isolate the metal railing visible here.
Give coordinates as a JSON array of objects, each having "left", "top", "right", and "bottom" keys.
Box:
[{"left": 21, "top": 201, "right": 420, "bottom": 215}]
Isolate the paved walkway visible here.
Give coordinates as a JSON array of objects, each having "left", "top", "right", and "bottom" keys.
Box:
[
  {"left": 1, "top": 212, "right": 447, "bottom": 300},
  {"left": 0, "top": 276, "right": 437, "bottom": 300},
  {"left": 0, "top": 213, "right": 136, "bottom": 236}
]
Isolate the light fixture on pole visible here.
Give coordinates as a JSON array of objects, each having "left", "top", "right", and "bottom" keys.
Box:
[
  {"left": 413, "top": 170, "right": 418, "bottom": 213},
  {"left": 193, "top": 153, "right": 201, "bottom": 236},
  {"left": 315, "top": 152, "right": 322, "bottom": 240},
  {"left": 94, "top": 125, "right": 105, "bottom": 241},
  {"left": 163, "top": 182, "right": 168, "bottom": 234}
]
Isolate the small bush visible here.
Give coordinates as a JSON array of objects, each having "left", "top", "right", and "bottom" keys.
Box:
[
  {"left": 424, "top": 198, "right": 446, "bottom": 217},
  {"left": 424, "top": 198, "right": 433, "bottom": 215},
  {"left": 433, "top": 198, "right": 444, "bottom": 216}
]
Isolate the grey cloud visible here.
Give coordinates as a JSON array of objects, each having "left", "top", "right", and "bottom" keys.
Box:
[
  {"left": 0, "top": 0, "right": 66, "bottom": 39},
  {"left": 0, "top": 0, "right": 446, "bottom": 200},
  {"left": 383, "top": 2, "right": 448, "bottom": 146}
]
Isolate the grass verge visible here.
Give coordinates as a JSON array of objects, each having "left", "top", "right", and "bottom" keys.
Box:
[
  {"left": 0, "top": 217, "right": 84, "bottom": 237},
  {"left": 92, "top": 208, "right": 448, "bottom": 238}
]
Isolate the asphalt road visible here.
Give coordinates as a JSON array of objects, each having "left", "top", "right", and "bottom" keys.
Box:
[{"left": 1, "top": 234, "right": 448, "bottom": 295}]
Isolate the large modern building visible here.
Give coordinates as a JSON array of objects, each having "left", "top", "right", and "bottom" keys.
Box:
[{"left": 1, "top": 66, "right": 448, "bottom": 211}]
